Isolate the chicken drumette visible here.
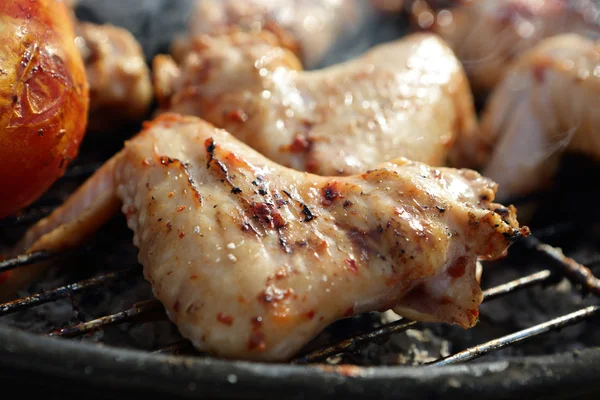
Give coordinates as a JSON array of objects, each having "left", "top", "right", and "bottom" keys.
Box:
[
  {"left": 409, "top": 0, "right": 599, "bottom": 94},
  {"left": 170, "top": 0, "right": 371, "bottom": 69},
  {"left": 454, "top": 33, "right": 600, "bottom": 200},
  {"left": 154, "top": 31, "right": 477, "bottom": 176},
  {"left": 66, "top": 0, "right": 153, "bottom": 133},
  {"left": 74, "top": 22, "right": 153, "bottom": 133}
]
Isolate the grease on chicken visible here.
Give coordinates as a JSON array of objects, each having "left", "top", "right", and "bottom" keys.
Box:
[
  {"left": 453, "top": 33, "right": 600, "bottom": 200},
  {"left": 74, "top": 22, "right": 153, "bottom": 133},
  {"left": 412, "top": 0, "right": 600, "bottom": 93},
  {"left": 154, "top": 32, "right": 477, "bottom": 176},
  {"left": 171, "top": 0, "right": 370, "bottom": 69},
  {"left": 5, "top": 114, "right": 528, "bottom": 361}
]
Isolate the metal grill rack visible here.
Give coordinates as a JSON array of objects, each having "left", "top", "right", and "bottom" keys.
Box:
[{"left": 1, "top": 163, "right": 599, "bottom": 366}]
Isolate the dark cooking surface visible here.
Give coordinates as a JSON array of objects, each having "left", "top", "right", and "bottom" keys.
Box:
[
  {"left": 2, "top": 324, "right": 600, "bottom": 400},
  {"left": 1, "top": 0, "right": 600, "bottom": 398}
]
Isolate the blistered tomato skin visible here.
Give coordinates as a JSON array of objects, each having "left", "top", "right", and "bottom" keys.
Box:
[{"left": 0, "top": 0, "right": 89, "bottom": 218}]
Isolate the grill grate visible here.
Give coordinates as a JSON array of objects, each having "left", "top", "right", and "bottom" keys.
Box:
[
  {"left": 0, "top": 266, "right": 139, "bottom": 317},
  {"left": 48, "top": 299, "right": 164, "bottom": 338},
  {"left": 294, "top": 268, "right": 566, "bottom": 364},
  {"left": 0, "top": 251, "right": 58, "bottom": 274},
  {"left": 427, "top": 305, "right": 600, "bottom": 367},
  {"left": 1, "top": 169, "right": 599, "bottom": 366}
]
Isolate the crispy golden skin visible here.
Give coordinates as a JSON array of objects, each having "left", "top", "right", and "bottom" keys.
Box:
[{"left": 0, "top": 0, "right": 89, "bottom": 218}]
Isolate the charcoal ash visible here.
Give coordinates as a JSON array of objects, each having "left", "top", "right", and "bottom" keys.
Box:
[
  {"left": 359, "top": 311, "right": 452, "bottom": 366},
  {"left": 413, "top": 248, "right": 600, "bottom": 362},
  {"left": 322, "top": 327, "right": 452, "bottom": 367},
  {"left": 1, "top": 216, "right": 182, "bottom": 351}
]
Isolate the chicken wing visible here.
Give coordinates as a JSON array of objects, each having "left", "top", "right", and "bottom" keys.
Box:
[
  {"left": 411, "top": 0, "right": 600, "bottom": 93},
  {"left": 63, "top": 1, "right": 153, "bottom": 133},
  {"left": 453, "top": 33, "right": 600, "bottom": 201},
  {"left": 74, "top": 22, "right": 153, "bottom": 133},
  {"left": 170, "top": 0, "right": 370, "bottom": 69},
  {"left": 5, "top": 113, "right": 528, "bottom": 361},
  {"left": 153, "top": 32, "right": 477, "bottom": 176}
]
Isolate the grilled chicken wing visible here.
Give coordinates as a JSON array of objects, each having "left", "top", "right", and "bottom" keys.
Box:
[
  {"left": 170, "top": 0, "right": 370, "bottom": 69},
  {"left": 453, "top": 34, "right": 600, "bottom": 200},
  {"left": 411, "top": 0, "right": 600, "bottom": 93},
  {"left": 5, "top": 114, "right": 528, "bottom": 361},
  {"left": 63, "top": 1, "right": 152, "bottom": 133},
  {"left": 154, "top": 32, "right": 477, "bottom": 176},
  {"left": 74, "top": 22, "right": 153, "bottom": 133}
]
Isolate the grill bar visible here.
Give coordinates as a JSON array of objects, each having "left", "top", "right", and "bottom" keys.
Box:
[
  {"left": 427, "top": 305, "right": 600, "bottom": 367},
  {"left": 294, "top": 319, "right": 417, "bottom": 364},
  {"left": 48, "top": 300, "right": 163, "bottom": 338},
  {"left": 0, "top": 251, "right": 57, "bottom": 274},
  {"left": 0, "top": 267, "right": 140, "bottom": 317},
  {"left": 482, "top": 270, "right": 556, "bottom": 301},
  {"left": 525, "top": 236, "right": 600, "bottom": 296}
]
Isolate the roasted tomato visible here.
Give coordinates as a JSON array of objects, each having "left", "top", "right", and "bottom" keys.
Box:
[{"left": 0, "top": 0, "right": 89, "bottom": 218}]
